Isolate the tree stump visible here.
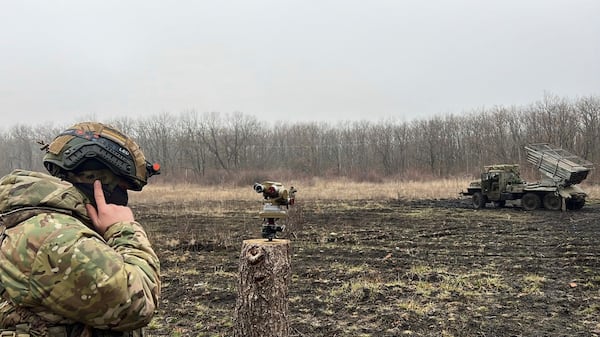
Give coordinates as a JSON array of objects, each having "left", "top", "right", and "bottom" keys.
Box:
[{"left": 233, "top": 239, "right": 291, "bottom": 337}]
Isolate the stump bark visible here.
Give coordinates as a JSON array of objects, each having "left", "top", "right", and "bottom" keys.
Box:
[{"left": 233, "top": 239, "right": 291, "bottom": 337}]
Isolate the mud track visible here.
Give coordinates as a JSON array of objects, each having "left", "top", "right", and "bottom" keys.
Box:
[{"left": 134, "top": 198, "right": 600, "bottom": 336}]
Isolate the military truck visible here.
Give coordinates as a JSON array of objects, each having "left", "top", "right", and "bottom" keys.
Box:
[{"left": 462, "top": 143, "right": 594, "bottom": 211}]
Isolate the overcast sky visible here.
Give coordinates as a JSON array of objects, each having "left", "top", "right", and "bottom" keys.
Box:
[{"left": 1, "top": 0, "right": 598, "bottom": 128}]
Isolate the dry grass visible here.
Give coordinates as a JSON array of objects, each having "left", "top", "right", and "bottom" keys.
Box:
[
  {"left": 129, "top": 177, "right": 472, "bottom": 204},
  {"left": 130, "top": 177, "right": 600, "bottom": 204}
]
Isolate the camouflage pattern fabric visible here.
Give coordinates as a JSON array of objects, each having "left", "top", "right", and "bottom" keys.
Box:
[{"left": 0, "top": 170, "right": 160, "bottom": 334}]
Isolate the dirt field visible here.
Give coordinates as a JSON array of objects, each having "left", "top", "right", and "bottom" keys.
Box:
[{"left": 135, "top": 196, "right": 600, "bottom": 337}]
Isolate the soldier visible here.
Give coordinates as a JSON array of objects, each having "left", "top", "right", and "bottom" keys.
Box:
[{"left": 0, "top": 122, "right": 161, "bottom": 337}]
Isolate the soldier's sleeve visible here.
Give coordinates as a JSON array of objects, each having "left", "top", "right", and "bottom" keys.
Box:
[{"left": 29, "top": 218, "right": 160, "bottom": 331}]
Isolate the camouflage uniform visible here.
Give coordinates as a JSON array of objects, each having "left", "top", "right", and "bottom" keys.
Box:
[{"left": 0, "top": 170, "right": 160, "bottom": 337}]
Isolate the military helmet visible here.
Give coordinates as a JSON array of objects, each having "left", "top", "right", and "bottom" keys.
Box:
[{"left": 43, "top": 122, "right": 160, "bottom": 191}]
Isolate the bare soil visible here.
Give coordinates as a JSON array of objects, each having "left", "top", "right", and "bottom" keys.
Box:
[{"left": 135, "top": 197, "right": 600, "bottom": 337}]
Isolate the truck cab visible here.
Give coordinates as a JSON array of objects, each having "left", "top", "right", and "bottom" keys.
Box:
[
  {"left": 482, "top": 168, "right": 524, "bottom": 195},
  {"left": 463, "top": 164, "right": 527, "bottom": 209}
]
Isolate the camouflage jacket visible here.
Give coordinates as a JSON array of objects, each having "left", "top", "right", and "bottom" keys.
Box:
[{"left": 0, "top": 170, "right": 160, "bottom": 334}]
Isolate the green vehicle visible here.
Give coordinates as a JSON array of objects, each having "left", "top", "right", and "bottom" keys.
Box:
[{"left": 462, "top": 144, "right": 593, "bottom": 211}]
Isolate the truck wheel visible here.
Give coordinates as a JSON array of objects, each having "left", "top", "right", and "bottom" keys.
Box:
[
  {"left": 521, "top": 193, "right": 541, "bottom": 211},
  {"left": 472, "top": 192, "right": 486, "bottom": 209},
  {"left": 566, "top": 198, "right": 585, "bottom": 210},
  {"left": 542, "top": 194, "right": 562, "bottom": 211},
  {"left": 573, "top": 199, "right": 585, "bottom": 210}
]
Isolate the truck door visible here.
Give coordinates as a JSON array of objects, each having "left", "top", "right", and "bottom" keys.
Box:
[{"left": 487, "top": 172, "right": 501, "bottom": 201}]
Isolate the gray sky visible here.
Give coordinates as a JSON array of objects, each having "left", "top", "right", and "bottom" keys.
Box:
[{"left": 1, "top": 0, "right": 599, "bottom": 127}]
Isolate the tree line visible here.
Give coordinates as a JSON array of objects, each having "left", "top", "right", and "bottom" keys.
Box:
[{"left": 1, "top": 94, "right": 599, "bottom": 185}]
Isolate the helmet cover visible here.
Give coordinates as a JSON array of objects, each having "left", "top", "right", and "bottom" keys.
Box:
[{"left": 43, "top": 122, "right": 160, "bottom": 191}]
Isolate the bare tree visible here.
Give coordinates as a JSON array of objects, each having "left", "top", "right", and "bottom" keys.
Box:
[
  {"left": 0, "top": 94, "right": 598, "bottom": 184},
  {"left": 575, "top": 96, "right": 600, "bottom": 162},
  {"left": 177, "top": 111, "right": 208, "bottom": 179}
]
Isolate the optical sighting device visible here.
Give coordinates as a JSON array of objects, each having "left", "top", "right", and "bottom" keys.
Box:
[{"left": 253, "top": 181, "right": 297, "bottom": 241}]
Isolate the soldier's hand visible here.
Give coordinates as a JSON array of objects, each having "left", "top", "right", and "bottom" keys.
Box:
[{"left": 85, "top": 180, "right": 135, "bottom": 235}]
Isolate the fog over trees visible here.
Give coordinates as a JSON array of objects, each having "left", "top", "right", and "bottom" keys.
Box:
[{"left": 1, "top": 94, "right": 599, "bottom": 185}]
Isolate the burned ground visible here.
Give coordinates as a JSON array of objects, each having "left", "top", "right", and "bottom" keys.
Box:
[{"left": 135, "top": 197, "right": 600, "bottom": 337}]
